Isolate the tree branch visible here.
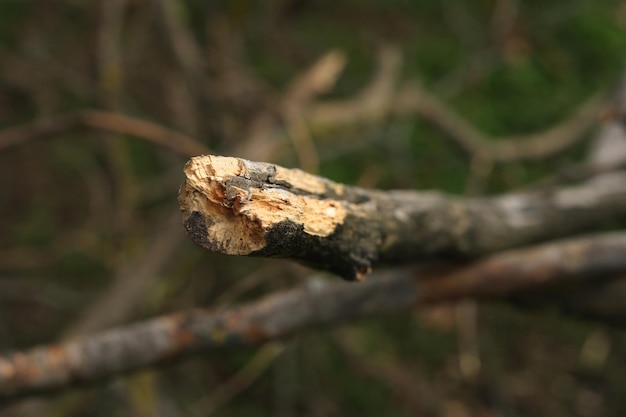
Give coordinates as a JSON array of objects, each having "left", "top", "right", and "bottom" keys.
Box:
[
  {"left": 392, "top": 80, "right": 605, "bottom": 162},
  {"left": 0, "top": 110, "right": 209, "bottom": 156},
  {"left": 2, "top": 232, "right": 626, "bottom": 401},
  {"left": 179, "top": 155, "right": 626, "bottom": 280},
  {"left": 0, "top": 272, "right": 412, "bottom": 401}
]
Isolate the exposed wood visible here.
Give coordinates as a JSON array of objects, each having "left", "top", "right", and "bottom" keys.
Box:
[{"left": 179, "top": 154, "right": 626, "bottom": 280}]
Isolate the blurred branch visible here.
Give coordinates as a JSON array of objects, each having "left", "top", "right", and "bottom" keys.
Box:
[
  {"left": 393, "top": 80, "right": 605, "bottom": 162},
  {"left": 155, "top": 0, "right": 204, "bottom": 137},
  {"left": 155, "top": 0, "right": 204, "bottom": 88},
  {"left": 280, "top": 50, "right": 348, "bottom": 173},
  {"left": 97, "top": 0, "right": 137, "bottom": 236},
  {"left": 520, "top": 79, "right": 626, "bottom": 190},
  {"left": 98, "top": 0, "right": 126, "bottom": 108},
  {"left": 235, "top": 49, "right": 347, "bottom": 164},
  {"left": 415, "top": 232, "right": 626, "bottom": 303},
  {"left": 304, "top": 46, "right": 401, "bottom": 130},
  {"left": 179, "top": 154, "right": 626, "bottom": 280},
  {"left": 301, "top": 44, "right": 604, "bottom": 163},
  {"left": 0, "top": 271, "right": 412, "bottom": 401},
  {"left": 3, "top": 232, "right": 626, "bottom": 400},
  {"left": 236, "top": 44, "right": 604, "bottom": 165},
  {"left": 0, "top": 110, "right": 208, "bottom": 156}
]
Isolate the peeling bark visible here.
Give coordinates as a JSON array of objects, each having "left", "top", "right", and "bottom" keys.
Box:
[{"left": 179, "top": 155, "right": 626, "bottom": 280}]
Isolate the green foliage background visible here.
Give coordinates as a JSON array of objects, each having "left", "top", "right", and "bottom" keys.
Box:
[{"left": 0, "top": 0, "right": 625, "bottom": 416}]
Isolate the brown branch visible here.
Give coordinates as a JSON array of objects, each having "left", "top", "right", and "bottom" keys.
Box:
[
  {"left": 179, "top": 154, "right": 626, "bottom": 280},
  {"left": 2, "top": 232, "right": 626, "bottom": 400},
  {"left": 391, "top": 80, "right": 606, "bottom": 162},
  {"left": 416, "top": 232, "right": 626, "bottom": 303},
  {"left": 0, "top": 271, "right": 413, "bottom": 401},
  {"left": 301, "top": 45, "right": 605, "bottom": 163},
  {"left": 235, "top": 49, "right": 347, "bottom": 164},
  {"left": 304, "top": 46, "right": 401, "bottom": 131},
  {"left": 520, "top": 123, "right": 626, "bottom": 190},
  {"left": 155, "top": 0, "right": 204, "bottom": 88},
  {"left": 0, "top": 110, "right": 208, "bottom": 157},
  {"left": 232, "top": 44, "right": 600, "bottom": 165}
]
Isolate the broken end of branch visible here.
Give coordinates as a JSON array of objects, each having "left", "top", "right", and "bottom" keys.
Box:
[{"left": 178, "top": 155, "right": 378, "bottom": 280}]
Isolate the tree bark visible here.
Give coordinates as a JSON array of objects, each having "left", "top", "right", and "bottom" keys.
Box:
[
  {"left": 3, "top": 232, "right": 626, "bottom": 401},
  {"left": 179, "top": 155, "right": 626, "bottom": 280}
]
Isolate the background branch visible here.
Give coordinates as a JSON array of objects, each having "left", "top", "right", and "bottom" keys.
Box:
[
  {"left": 0, "top": 110, "right": 208, "bottom": 156},
  {"left": 3, "top": 232, "right": 626, "bottom": 400},
  {"left": 2, "top": 2, "right": 625, "bottom": 415},
  {"left": 392, "top": 81, "right": 606, "bottom": 162}
]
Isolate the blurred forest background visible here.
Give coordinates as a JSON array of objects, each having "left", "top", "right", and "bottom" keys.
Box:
[{"left": 1, "top": 0, "right": 626, "bottom": 416}]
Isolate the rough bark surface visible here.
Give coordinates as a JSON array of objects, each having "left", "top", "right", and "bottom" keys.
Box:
[
  {"left": 179, "top": 155, "right": 626, "bottom": 279},
  {"left": 0, "top": 275, "right": 413, "bottom": 400},
  {"left": 4, "top": 232, "right": 626, "bottom": 400},
  {"left": 179, "top": 155, "right": 626, "bottom": 280}
]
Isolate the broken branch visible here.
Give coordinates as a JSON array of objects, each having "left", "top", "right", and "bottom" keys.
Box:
[{"left": 179, "top": 154, "right": 626, "bottom": 280}]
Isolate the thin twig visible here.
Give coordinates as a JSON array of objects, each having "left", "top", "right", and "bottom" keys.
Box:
[
  {"left": 235, "top": 49, "right": 346, "bottom": 163},
  {"left": 0, "top": 110, "right": 209, "bottom": 156},
  {"left": 392, "top": 80, "right": 605, "bottom": 162}
]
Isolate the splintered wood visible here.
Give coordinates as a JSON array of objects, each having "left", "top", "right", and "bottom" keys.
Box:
[
  {"left": 180, "top": 155, "right": 348, "bottom": 250},
  {"left": 178, "top": 155, "right": 368, "bottom": 279}
]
